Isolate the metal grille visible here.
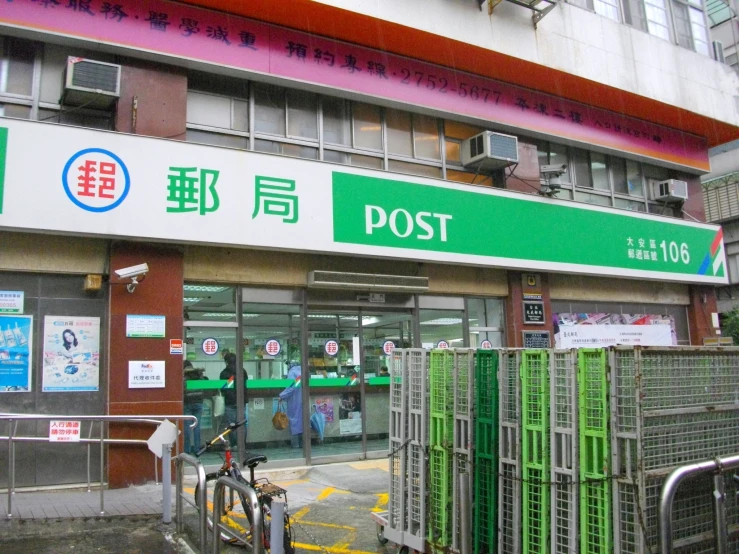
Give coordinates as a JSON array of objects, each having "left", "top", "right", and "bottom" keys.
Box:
[
  {"left": 452, "top": 350, "right": 474, "bottom": 553},
  {"left": 522, "top": 349, "right": 550, "bottom": 554},
  {"left": 474, "top": 350, "right": 498, "bottom": 554},
  {"left": 551, "top": 350, "right": 578, "bottom": 554},
  {"left": 499, "top": 349, "right": 521, "bottom": 554}
]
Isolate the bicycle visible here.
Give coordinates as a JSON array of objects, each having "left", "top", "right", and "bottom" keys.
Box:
[{"left": 194, "top": 419, "right": 295, "bottom": 553}]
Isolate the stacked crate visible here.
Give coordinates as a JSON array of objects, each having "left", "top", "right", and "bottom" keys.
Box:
[
  {"left": 521, "top": 349, "right": 550, "bottom": 554},
  {"left": 611, "top": 347, "right": 739, "bottom": 553},
  {"left": 550, "top": 349, "right": 579, "bottom": 554},
  {"left": 385, "top": 349, "right": 408, "bottom": 546},
  {"left": 452, "top": 349, "right": 475, "bottom": 554},
  {"left": 498, "top": 349, "right": 522, "bottom": 554},
  {"left": 405, "top": 349, "right": 429, "bottom": 552},
  {"left": 427, "top": 349, "right": 455, "bottom": 552},
  {"left": 578, "top": 348, "right": 611, "bottom": 554},
  {"left": 473, "top": 350, "right": 498, "bottom": 554}
]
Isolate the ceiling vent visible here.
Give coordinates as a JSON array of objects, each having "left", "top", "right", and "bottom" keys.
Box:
[
  {"left": 62, "top": 57, "right": 121, "bottom": 109},
  {"left": 308, "top": 271, "right": 429, "bottom": 292}
]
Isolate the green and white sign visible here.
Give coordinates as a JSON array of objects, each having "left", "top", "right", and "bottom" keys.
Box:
[
  {"left": 0, "top": 291, "right": 23, "bottom": 314},
  {"left": 0, "top": 118, "right": 726, "bottom": 285}
]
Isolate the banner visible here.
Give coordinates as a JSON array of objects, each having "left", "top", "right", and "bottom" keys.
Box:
[
  {"left": 0, "top": 314, "right": 33, "bottom": 392},
  {"left": 42, "top": 316, "right": 101, "bottom": 392},
  {"left": 0, "top": 119, "right": 726, "bottom": 284},
  {"left": 554, "top": 313, "right": 677, "bottom": 348}
]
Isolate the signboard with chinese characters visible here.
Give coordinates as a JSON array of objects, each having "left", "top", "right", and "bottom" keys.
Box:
[
  {"left": 49, "top": 420, "right": 81, "bottom": 442},
  {"left": 0, "top": 119, "right": 726, "bottom": 285},
  {"left": 129, "top": 360, "right": 166, "bottom": 388},
  {"left": 126, "top": 315, "right": 166, "bottom": 338},
  {"left": 553, "top": 313, "right": 677, "bottom": 347},
  {"left": 0, "top": 314, "right": 32, "bottom": 392},
  {"left": 42, "top": 316, "right": 101, "bottom": 392},
  {"left": 523, "top": 301, "right": 546, "bottom": 325},
  {"left": 522, "top": 331, "right": 551, "bottom": 349},
  {"left": 0, "top": 0, "right": 709, "bottom": 171},
  {"left": 0, "top": 291, "right": 23, "bottom": 314}
]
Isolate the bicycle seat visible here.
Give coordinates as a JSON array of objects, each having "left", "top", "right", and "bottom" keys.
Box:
[{"left": 242, "top": 452, "right": 268, "bottom": 468}]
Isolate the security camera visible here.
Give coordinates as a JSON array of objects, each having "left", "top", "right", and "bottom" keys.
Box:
[
  {"left": 114, "top": 263, "right": 148, "bottom": 292},
  {"left": 540, "top": 164, "right": 568, "bottom": 176},
  {"left": 114, "top": 263, "right": 149, "bottom": 280}
]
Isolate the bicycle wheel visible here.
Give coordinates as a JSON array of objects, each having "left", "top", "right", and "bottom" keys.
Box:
[{"left": 194, "top": 475, "right": 252, "bottom": 546}]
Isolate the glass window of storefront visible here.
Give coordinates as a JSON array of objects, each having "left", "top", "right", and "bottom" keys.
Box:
[{"left": 183, "top": 286, "right": 501, "bottom": 466}]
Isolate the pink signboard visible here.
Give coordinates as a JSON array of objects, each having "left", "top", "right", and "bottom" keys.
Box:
[{"left": 1, "top": 0, "right": 709, "bottom": 171}]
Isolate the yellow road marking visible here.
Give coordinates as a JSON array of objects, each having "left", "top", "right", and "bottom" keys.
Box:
[
  {"left": 347, "top": 459, "right": 389, "bottom": 471},
  {"left": 371, "top": 493, "right": 388, "bottom": 512},
  {"left": 316, "top": 486, "right": 349, "bottom": 501},
  {"left": 292, "top": 543, "right": 377, "bottom": 554},
  {"left": 291, "top": 506, "right": 310, "bottom": 521}
]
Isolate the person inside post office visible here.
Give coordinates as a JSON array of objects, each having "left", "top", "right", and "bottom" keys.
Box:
[
  {"left": 183, "top": 360, "right": 208, "bottom": 455},
  {"left": 219, "top": 352, "right": 248, "bottom": 448}
]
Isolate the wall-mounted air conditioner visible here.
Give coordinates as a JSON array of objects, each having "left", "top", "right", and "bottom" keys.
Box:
[
  {"left": 62, "top": 57, "right": 121, "bottom": 109},
  {"left": 461, "top": 131, "right": 518, "bottom": 171},
  {"left": 651, "top": 179, "right": 689, "bottom": 202}
]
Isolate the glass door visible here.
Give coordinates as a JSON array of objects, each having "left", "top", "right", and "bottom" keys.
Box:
[
  {"left": 306, "top": 310, "right": 363, "bottom": 460},
  {"left": 361, "top": 311, "right": 413, "bottom": 455}
]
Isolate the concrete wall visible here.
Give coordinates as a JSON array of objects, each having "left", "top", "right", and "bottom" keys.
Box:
[
  {"left": 0, "top": 232, "right": 108, "bottom": 275},
  {"left": 314, "top": 0, "right": 739, "bottom": 127},
  {"left": 549, "top": 273, "right": 691, "bottom": 303}
]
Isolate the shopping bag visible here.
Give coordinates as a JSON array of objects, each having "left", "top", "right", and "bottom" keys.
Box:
[
  {"left": 213, "top": 392, "right": 225, "bottom": 418},
  {"left": 272, "top": 400, "right": 289, "bottom": 431}
]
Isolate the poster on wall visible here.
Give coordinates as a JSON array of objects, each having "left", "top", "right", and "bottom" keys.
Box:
[
  {"left": 42, "top": 316, "right": 100, "bottom": 392},
  {"left": 0, "top": 314, "right": 33, "bottom": 392},
  {"left": 339, "top": 392, "right": 361, "bottom": 435},
  {"left": 553, "top": 313, "right": 677, "bottom": 348},
  {"left": 314, "top": 397, "right": 334, "bottom": 423}
]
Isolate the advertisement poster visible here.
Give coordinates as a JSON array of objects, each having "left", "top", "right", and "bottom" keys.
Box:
[
  {"left": 553, "top": 313, "right": 677, "bottom": 348},
  {"left": 0, "top": 314, "right": 33, "bottom": 392},
  {"left": 314, "top": 397, "right": 334, "bottom": 423},
  {"left": 339, "top": 392, "right": 361, "bottom": 435},
  {"left": 42, "top": 316, "right": 100, "bottom": 392}
]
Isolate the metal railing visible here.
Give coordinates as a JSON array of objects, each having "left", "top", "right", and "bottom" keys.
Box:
[
  {"left": 212, "top": 475, "right": 263, "bottom": 554},
  {"left": 659, "top": 453, "right": 739, "bottom": 554},
  {"left": 1, "top": 413, "right": 197, "bottom": 518},
  {"left": 175, "top": 453, "right": 208, "bottom": 554}
]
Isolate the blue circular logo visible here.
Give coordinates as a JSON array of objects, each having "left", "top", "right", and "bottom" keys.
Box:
[{"left": 62, "top": 148, "right": 130, "bottom": 212}]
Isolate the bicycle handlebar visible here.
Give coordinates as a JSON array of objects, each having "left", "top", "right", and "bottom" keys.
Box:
[{"left": 195, "top": 419, "right": 247, "bottom": 457}]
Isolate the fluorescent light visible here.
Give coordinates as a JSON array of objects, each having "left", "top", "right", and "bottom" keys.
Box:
[
  {"left": 200, "top": 312, "right": 235, "bottom": 318},
  {"left": 420, "top": 318, "right": 463, "bottom": 325},
  {"left": 184, "top": 297, "right": 203, "bottom": 303},
  {"left": 241, "top": 314, "right": 260, "bottom": 318},
  {"left": 183, "top": 285, "right": 229, "bottom": 293}
]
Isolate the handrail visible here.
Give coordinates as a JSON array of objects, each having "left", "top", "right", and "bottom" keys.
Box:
[
  {"left": 659, "top": 453, "right": 739, "bottom": 554},
  {"left": 212, "top": 476, "right": 263, "bottom": 554},
  {"left": 176, "top": 453, "right": 208, "bottom": 554},
  {"left": 1, "top": 414, "right": 197, "bottom": 519}
]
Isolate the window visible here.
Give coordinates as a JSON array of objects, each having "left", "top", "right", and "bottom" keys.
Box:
[
  {"left": 594, "top": 0, "right": 621, "bottom": 20},
  {"left": 254, "top": 83, "right": 286, "bottom": 136},
  {"left": 1, "top": 37, "right": 35, "bottom": 97},
  {"left": 672, "top": 0, "right": 709, "bottom": 55}
]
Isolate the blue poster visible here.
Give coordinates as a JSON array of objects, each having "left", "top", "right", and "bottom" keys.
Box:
[{"left": 0, "top": 315, "right": 33, "bottom": 392}]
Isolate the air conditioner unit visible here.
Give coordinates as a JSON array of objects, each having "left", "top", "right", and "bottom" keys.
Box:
[
  {"left": 461, "top": 131, "right": 519, "bottom": 171},
  {"left": 62, "top": 57, "right": 121, "bottom": 109},
  {"left": 713, "top": 40, "right": 726, "bottom": 64},
  {"left": 307, "top": 271, "right": 429, "bottom": 292},
  {"left": 651, "top": 179, "right": 688, "bottom": 202}
]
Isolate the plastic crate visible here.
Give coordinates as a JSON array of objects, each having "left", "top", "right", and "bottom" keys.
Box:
[
  {"left": 522, "top": 349, "right": 550, "bottom": 554},
  {"left": 578, "top": 348, "right": 611, "bottom": 554},
  {"left": 386, "top": 350, "right": 408, "bottom": 545},
  {"left": 550, "top": 350, "right": 579, "bottom": 554},
  {"left": 428, "top": 445, "right": 452, "bottom": 551},
  {"left": 452, "top": 350, "right": 474, "bottom": 554},
  {"left": 499, "top": 349, "right": 522, "bottom": 554},
  {"left": 405, "top": 349, "right": 429, "bottom": 552},
  {"left": 474, "top": 349, "right": 498, "bottom": 554}
]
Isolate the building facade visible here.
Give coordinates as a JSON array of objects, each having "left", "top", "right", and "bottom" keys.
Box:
[{"left": 0, "top": 0, "right": 737, "bottom": 487}]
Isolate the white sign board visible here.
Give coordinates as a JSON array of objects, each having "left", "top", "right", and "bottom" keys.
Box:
[
  {"left": 557, "top": 324, "right": 674, "bottom": 348},
  {"left": 126, "top": 315, "right": 166, "bottom": 338},
  {"left": 147, "top": 419, "right": 179, "bottom": 457},
  {"left": 0, "top": 291, "right": 23, "bottom": 314},
  {"left": 129, "top": 360, "right": 166, "bottom": 388},
  {"left": 49, "top": 420, "right": 81, "bottom": 442}
]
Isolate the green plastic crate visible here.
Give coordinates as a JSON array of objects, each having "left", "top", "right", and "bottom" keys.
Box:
[
  {"left": 521, "top": 349, "right": 550, "bottom": 554},
  {"left": 578, "top": 348, "right": 612, "bottom": 554},
  {"left": 474, "top": 350, "right": 498, "bottom": 554},
  {"left": 428, "top": 445, "right": 452, "bottom": 551}
]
